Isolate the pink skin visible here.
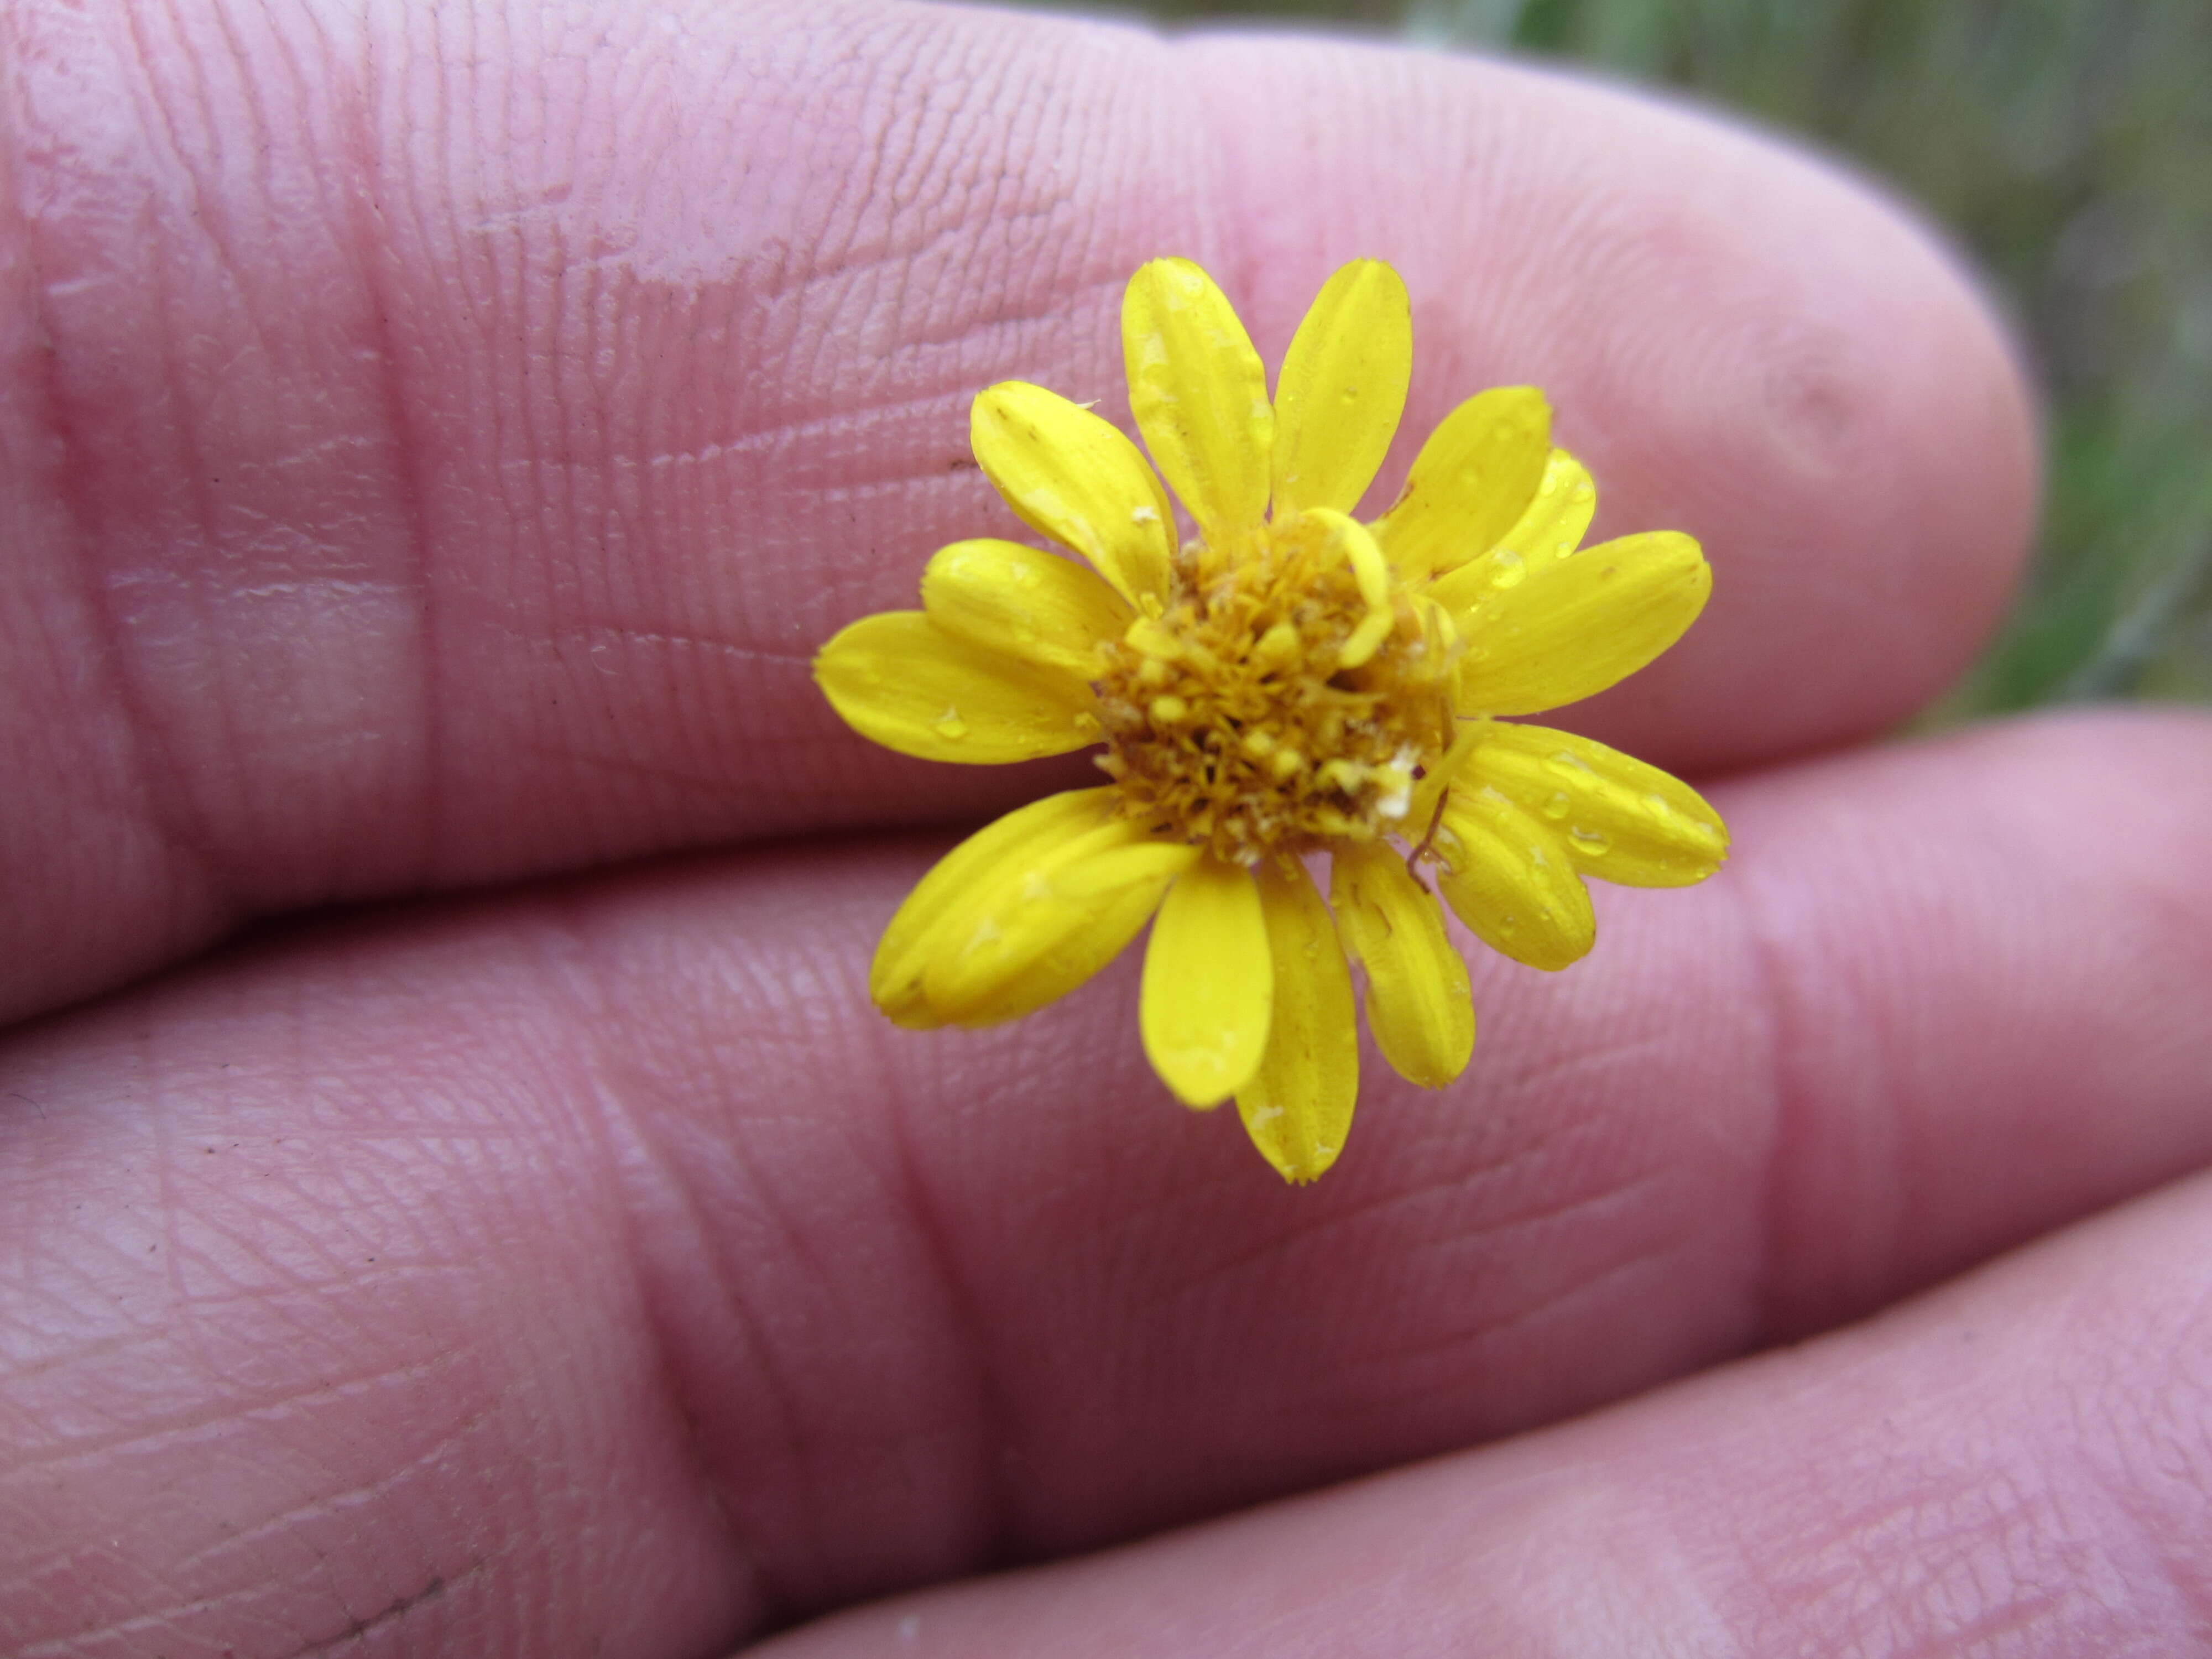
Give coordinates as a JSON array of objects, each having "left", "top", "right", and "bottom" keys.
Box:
[{"left": 2, "top": 3, "right": 2205, "bottom": 1656}]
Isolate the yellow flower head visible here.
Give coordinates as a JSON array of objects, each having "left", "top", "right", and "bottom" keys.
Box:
[{"left": 816, "top": 258, "right": 1726, "bottom": 1183}]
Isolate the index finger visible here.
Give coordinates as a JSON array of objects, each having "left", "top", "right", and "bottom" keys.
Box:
[{"left": 0, "top": 0, "right": 2036, "bottom": 1022}]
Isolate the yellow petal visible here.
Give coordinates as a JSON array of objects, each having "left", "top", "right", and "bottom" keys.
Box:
[
  {"left": 872, "top": 789, "right": 1119, "bottom": 1026},
  {"left": 1454, "top": 531, "right": 1710, "bottom": 717},
  {"left": 1122, "top": 258, "right": 1273, "bottom": 547},
  {"left": 1465, "top": 723, "right": 1728, "bottom": 887},
  {"left": 1434, "top": 784, "right": 1597, "bottom": 972},
  {"left": 971, "top": 381, "right": 1176, "bottom": 606},
  {"left": 1425, "top": 448, "right": 1597, "bottom": 613},
  {"left": 1371, "top": 387, "right": 1551, "bottom": 582},
  {"left": 1271, "top": 259, "right": 1412, "bottom": 520},
  {"left": 1140, "top": 854, "right": 1272, "bottom": 1107},
  {"left": 922, "top": 539, "right": 1134, "bottom": 679},
  {"left": 815, "top": 611, "right": 1100, "bottom": 764},
  {"left": 1404, "top": 716, "right": 1483, "bottom": 840},
  {"left": 922, "top": 820, "right": 1199, "bottom": 1026},
  {"left": 1331, "top": 841, "right": 1474, "bottom": 1088},
  {"left": 1300, "top": 508, "right": 1394, "bottom": 669},
  {"left": 1237, "top": 858, "right": 1359, "bottom": 1184}
]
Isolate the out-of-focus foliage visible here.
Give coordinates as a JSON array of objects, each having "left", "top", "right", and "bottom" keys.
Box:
[{"left": 1020, "top": 0, "right": 2212, "bottom": 712}]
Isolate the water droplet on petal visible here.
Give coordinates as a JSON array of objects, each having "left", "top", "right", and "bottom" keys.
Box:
[
  {"left": 1541, "top": 791, "right": 1571, "bottom": 821},
  {"left": 1489, "top": 549, "right": 1527, "bottom": 588},
  {"left": 1568, "top": 826, "right": 1612, "bottom": 856},
  {"left": 933, "top": 706, "right": 968, "bottom": 739}
]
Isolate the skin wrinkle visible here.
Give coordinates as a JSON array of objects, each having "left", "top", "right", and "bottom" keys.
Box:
[
  {"left": 2071, "top": 1275, "right": 2212, "bottom": 1640},
  {"left": 12, "top": 1564, "right": 479, "bottom": 1659},
  {"left": 714, "top": 937, "right": 1023, "bottom": 1610},
  {"left": 184, "top": 0, "right": 431, "bottom": 891},
  {"left": 280, "top": 1567, "right": 468, "bottom": 1659},
  {"left": 880, "top": 1062, "right": 1022, "bottom": 1580},
  {"left": 554, "top": 885, "right": 920, "bottom": 1626},
  {"left": 0, "top": 1257, "right": 464, "bottom": 1393},
  {"left": 1729, "top": 1411, "right": 2163, "bottom": 1652},
  {"left": 0, "top": 32, "right": 239, "bottom": 1006},
  {"left": 378, "top": 0, "right": 479, "bottom": 890},
  {"left": 1355, "top": 1048, "right": 1756, "bottom": 1368},
  {"left": 14, "top": 0, "right": 420, "bottom": 945},
  {"left": 625, "top": 385, "right": 973, "bottom": 471},
  {"left": 759, "top": 1191, "right": 2212, "bottom": 1658},
  {"left": 1736, "top": 790, "right": 1911, "bottom": 1347},
  {"left": 1339, "top": 1237, "right": 1691, "bottom": 1387},
  {"left": 0, "top": 942, "right": 690, "bottom": 1655},
  {"left": 1141, "top": 1111, "right": 1692, "bottom": 1343},
  {"left": 1, "top": 1266, "right": 478, "bottom": 1476},
  {"left": 6, "top": 1394, "right": 478, "bottom": 1657},
  {"left": 115, "top": 0, "right": 238, "bottom": 847},
  {"left": 13, "top": 1583, "right": 289, "bottom": 1659},
  {"left": 1768, "top": 1248, "right": 2211, "bottom": 1653},
  {"left": 1740, "top": 716, "right": 2212, "bottom": 1347},
  {"left": 152, "top": 1383, "right": 489, "bottom": 1584},
  {"left": 661, "top": 1000, "right": 848, "bottom": 1608}
]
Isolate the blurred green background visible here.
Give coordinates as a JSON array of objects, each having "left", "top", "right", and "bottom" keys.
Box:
[{"left": 1022, "top": 0, "right": 2212, "bottom": 714}]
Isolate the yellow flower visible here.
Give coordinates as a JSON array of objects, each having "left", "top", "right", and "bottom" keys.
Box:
[{"left": 816, "top": 258, "right": 1726, "bottom": 1183}]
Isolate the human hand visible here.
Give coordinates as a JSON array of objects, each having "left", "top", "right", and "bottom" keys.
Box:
[{"left": 4, "top": 2, "right": 2207, "bottom": 1655}]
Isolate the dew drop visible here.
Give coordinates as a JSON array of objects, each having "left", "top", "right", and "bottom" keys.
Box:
[
  {"left": 933, "top": 706, "right": 968, "bottom": 739},
  {"left": 1489, "top": 549, "right": 1527, "bottom": 588},
  {"left": 1568, "top": 826, "right": 1613, "bottom": 856},
  {"left": 1541, "top": 791, "right": 1571, "bottom": 821}
]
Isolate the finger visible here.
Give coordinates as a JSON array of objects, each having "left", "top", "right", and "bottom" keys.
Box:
[
  {"left": 760, "top": 1168, "right": 2212, "bottom": 1658},
  {"left": 1, "top": 0, "right": 2034, "bottom": 1022},
  {"left": 2, "top": 710, "right": 2204, "bottom": 1652}
]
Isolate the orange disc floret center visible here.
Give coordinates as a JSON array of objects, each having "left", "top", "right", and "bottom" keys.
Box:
[{"left": 1092, "top": 519, "right": 1460, "bottom": 864}]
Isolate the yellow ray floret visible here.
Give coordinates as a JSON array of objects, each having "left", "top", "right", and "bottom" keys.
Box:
[{"left": 815, "top": 256, "right": 1729, "bottom": 1184}]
